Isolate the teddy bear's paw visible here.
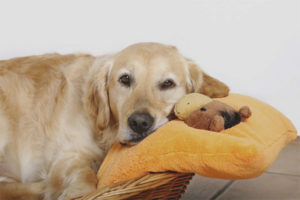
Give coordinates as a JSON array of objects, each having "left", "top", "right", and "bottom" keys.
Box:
[{"left": 209, "top": 115, "right": 225, "bottom": 132}]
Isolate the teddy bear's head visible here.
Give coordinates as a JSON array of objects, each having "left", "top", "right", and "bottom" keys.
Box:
[
  {"left": 185, "top": 101, "right": 251, "bottom": 131},
  {"left": 174, "top": 93, "right": 251, "bottom": 132}
]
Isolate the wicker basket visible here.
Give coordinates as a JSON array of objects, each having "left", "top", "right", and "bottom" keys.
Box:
[{"left": 73, "top": 172, "right": 194, "bottom": 200}]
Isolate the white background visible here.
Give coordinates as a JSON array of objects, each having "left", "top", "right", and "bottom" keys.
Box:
[{"left": 0, "top": 0, "right": 299, "bottom": 134}]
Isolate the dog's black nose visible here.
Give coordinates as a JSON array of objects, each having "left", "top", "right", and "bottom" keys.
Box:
[{"left": 128, "top": 112, "right": 154, "bottom": 134}]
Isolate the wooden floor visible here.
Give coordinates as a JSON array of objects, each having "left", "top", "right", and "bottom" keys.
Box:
[{"left": 181, "top": 137, "right": 300, "bottom": 200}]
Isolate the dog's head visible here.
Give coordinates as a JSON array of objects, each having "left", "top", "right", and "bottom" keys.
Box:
[{"left": 85, "top": 43, "right": 229, "bottom": 145}]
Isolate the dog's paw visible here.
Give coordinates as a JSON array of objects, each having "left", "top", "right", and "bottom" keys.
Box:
[
  {"left": 29, "top": 181, "right": 46, "bottom": 195},
  {"left": 59, "top": 183, "right": 97, "bottom": 200}
]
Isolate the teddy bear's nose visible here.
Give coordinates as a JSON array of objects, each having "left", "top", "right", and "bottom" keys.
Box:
[{"left": 128, "top": 112, "right": 154, "bottom": 135}]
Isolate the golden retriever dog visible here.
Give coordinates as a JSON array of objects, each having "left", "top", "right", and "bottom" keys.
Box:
[{"left": 0, "top": 42, "right": 229, "bottom": 200}]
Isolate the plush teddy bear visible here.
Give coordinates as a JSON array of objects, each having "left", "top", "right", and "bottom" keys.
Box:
[{"left": 174, "top": 93, "right": 251, "bottom": 132}]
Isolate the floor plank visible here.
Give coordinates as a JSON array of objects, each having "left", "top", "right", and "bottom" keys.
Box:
[
  {"left": 181, "top": 175, "right": 231, "bottom": 200},
  {"left": 216, "top": 173, "right": 300, "bottom": 200},
  {"left": 268, "top": 137, "right": 300, "bottom": 176}
]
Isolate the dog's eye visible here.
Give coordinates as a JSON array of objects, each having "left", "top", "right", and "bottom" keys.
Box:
[
  {"left": 119, "top": 74, "right": 131, "bottom": 87},
  {"left": 160, "top": 79, "right": 176, "bottom": 90}
]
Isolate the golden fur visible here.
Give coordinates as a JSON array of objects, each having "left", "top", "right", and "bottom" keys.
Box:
[{"left": 0, "top": 43, "right": 229, "bottom": 199}]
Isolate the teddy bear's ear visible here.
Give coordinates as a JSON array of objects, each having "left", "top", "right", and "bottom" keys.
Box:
[
  {"left": 239, "top": 106, "right": 252, "bottom": 121},
  {"left": 185, "top": 58, "right": 230, "bottom": 98}
]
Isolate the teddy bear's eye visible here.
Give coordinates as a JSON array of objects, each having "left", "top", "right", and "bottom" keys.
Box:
[{"left": 200, "top": 107, "right": 206, "bottom": 111}]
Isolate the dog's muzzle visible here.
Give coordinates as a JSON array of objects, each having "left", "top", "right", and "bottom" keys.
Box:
[
  {"left": 119, "top": 112, "right": 155, "bottom": 145},
  {"left": 128, "top": 112, "right": 154, "bottom": 135}
]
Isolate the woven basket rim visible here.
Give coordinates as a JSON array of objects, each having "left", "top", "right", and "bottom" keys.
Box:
[{"left": 72, "top": 172, "right": 194, "bottom": 200}]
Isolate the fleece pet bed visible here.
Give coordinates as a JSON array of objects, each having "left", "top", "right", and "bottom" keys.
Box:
[{"left": 97, "top": 94, "right": 297, "bottom": 188}]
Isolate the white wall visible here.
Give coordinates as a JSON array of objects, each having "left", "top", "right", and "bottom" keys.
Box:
[{"left": 0, "top": 0, "right": 299, "bottom": 134}]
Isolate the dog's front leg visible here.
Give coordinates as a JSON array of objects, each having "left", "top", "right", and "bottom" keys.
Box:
[{"left": 44, "top": 157, "right": 98, "bottom": 200}]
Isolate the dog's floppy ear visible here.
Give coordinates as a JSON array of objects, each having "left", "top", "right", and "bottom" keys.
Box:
[
  {"left": 199, "top": 72, "right": 230, "bottom": 98},
  {"left": 84, "top": 57, "right": 112, "bottom": 131},
  {"left": 186, "top": 58, "right": 229, "bottom": 98}
]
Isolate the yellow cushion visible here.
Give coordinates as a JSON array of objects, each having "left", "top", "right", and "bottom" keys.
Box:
[{"left": 97, "top": 94, "right": 297, "bottom": 188}]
